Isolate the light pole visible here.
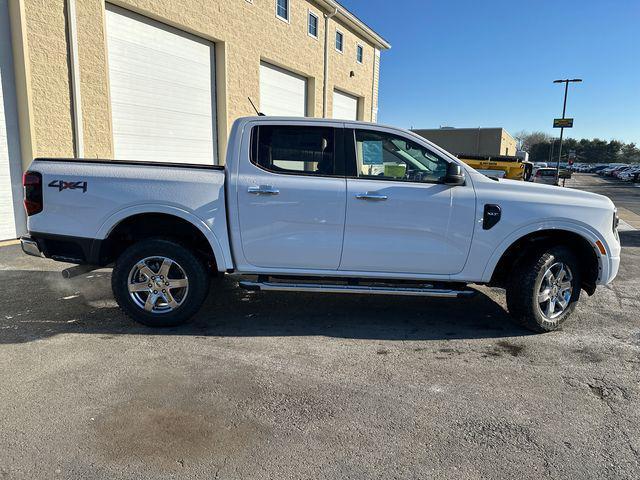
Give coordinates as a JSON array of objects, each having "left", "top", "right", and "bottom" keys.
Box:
[{"left": 553, "top": 78, "right": 582, "bottom": 184}]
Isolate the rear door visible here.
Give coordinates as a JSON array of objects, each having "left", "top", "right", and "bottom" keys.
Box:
[
  {"left": 339, "top": 126, "right": 476, "bottom": 275},
  {"left": 235, "top": 122, "right": 346, "bottom": 270}
]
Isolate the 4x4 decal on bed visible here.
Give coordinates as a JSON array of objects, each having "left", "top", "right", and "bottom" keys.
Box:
[{"left": 48, "top": 180, "right": 88, "bottom": 193}]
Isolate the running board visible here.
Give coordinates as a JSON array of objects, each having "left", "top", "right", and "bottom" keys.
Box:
[{"left": 239, "top": 280, "right": 476, "bottom": 298}]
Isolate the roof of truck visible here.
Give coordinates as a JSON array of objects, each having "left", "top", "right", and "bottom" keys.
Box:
[{"left": 241, "top": 116, "right": 380, "bottom": 126}]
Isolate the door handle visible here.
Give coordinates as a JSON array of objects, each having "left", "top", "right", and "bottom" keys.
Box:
[
  {"left": 355, "top": 192, "right": 388, "bottom": 201},
  {"left": 248, "top": 185, "right": 280, "bottom": 195}
]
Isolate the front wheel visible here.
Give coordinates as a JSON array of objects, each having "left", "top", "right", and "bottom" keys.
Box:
[
  {"left": 111, "top": 238, "right": 210, "bottom": 327},
  {"left": 506, "top": 246, "right": 581, "bottom": 333}
]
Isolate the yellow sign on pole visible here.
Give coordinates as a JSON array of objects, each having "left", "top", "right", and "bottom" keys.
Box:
[{"left": 553, "top": 118, "right": 574, "bottom": 128}]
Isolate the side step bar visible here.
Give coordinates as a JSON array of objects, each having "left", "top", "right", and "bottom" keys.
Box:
[{"left": 239, "top": 280, "right": 476, "bottom": 298}]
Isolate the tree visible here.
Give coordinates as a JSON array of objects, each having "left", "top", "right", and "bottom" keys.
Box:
[
  {"left": 620, "top": 143, "right": 640, "bottom": 162},
  {"left": 516, "top": 131, "right": 552, "bottom": 152},
  {"left": 523, "top": 137, "right": 640, "bottom": 164}
]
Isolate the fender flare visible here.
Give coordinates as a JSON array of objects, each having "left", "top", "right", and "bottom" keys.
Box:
[
  {"left": 96, "top": 204, "right": 232, "bottom": 272},
  {"left": 481, "top": 219, "right": 605, "bottom": 283}
]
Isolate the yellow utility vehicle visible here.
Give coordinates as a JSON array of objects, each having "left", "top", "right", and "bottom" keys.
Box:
[{"left": 458, "top": 154, "right": 532, "bottom": 181}]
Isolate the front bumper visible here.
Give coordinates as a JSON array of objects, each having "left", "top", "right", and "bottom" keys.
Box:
[
  {"left": 601, "top": 255, "right": 621, "bottom": 285},
  {"left": 597, "top": 227, "right": 622, "bottom": 286}
]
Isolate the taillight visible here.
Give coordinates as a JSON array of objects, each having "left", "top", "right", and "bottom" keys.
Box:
[{"left": 23, "top": 171, "right": 43, "bottom": 216}]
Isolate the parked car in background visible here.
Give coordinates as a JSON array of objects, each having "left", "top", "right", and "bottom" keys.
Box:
[
  {"left": 589, "top": 165, "right": 609, "bottom": 173},
  {"left": 531, "top": 163, "right": 548, "bottom": 180},
  {"left": 532, "top": 167, "right": 559, "bottom": 185},
  {"left": 574, "top": 163, "right": 596, "bottom": 173},
  {"left": 618, "top": 165, "right": 640, "bottom": 181},
  {"left": 600, "top": 164, "right": 627, "bottom": 176},
  {"left": 613, "top": 166, "right": 633, "bottom": 179},
  {"left": 20, "top": 117, "right": 620, "bottom": 333},
  {"left": 611, "top": 165, "right": 632, "bottom": 177}
]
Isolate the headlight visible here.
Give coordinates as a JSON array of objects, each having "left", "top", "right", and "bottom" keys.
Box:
[{"left": 613, "top": 209, "right": 619, "bottom": 233}]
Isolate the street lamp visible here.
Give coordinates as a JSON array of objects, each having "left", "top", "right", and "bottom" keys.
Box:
[{"left": 553, "top": 78, "right": 582, "bottom": 184}]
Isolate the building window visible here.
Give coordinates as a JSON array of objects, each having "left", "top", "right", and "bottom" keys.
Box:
[
  {"left": 308, "top": 11, "right": 318, "bottom": 38},
  {"left": 356, "top": 44, "right": 363, "bottom": 63},
  {"left": 276, "top": 0, "right": 289, "bottom": 22},
  {"left": 335, "top": 30, "right": 344, "bottom": 52}
]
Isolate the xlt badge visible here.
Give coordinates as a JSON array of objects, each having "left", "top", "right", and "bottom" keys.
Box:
[{"left": 483, "top": 204, "right": 501, "bottom": 230}]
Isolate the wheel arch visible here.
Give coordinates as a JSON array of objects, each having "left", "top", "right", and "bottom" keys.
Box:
[
  {"left": 95, "top": 205, "right": 230, "bottom": 272},
  {"left": 486, "top": 225, "right": 602, "bottom": 295}
]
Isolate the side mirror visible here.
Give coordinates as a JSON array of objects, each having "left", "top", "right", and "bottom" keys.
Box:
[{"left": 443, "top": 163, "right": 465, "bottom": 186}]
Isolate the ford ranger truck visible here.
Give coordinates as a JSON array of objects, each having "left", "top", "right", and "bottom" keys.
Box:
[{"left": 20, "top": 117, "right": 621, "bottom": 332}]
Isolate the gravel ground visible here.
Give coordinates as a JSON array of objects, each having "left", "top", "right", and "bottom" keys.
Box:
[{"left": 1, "top": 174, "right": 639, "bottom": 479}]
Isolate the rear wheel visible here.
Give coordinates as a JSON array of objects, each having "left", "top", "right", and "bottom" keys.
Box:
[
  {"left": 506, "top": 246, "right": 581, "bottom": 333},
  {"left": 112, "top": 238, "right": 209, "bottom": 327}
]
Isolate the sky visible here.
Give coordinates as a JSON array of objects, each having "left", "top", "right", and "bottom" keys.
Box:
[{"left": 339, "top": 0, "right": 640, "bottom": 144}]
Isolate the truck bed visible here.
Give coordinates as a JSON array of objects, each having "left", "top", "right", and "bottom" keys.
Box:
[{"left": 26, "top": 158, "right": 232, "bottom": 269}]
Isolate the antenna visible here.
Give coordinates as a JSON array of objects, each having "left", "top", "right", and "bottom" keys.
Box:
[{"left": 248, "top": 97, "right": 265, "bottom": 116}]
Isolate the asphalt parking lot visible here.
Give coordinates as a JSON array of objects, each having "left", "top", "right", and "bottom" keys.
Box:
[{"left": 1, "top": 173, "right": 639, "bottom": 480}]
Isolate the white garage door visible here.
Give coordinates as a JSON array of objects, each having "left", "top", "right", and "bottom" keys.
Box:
[
  {"left": 333, "top": 90, "right": 358, "bottom": 120},
  {"left": 106, "top": 5, "right": 217, "bottom": 164},
  {"left": 0, "top": 0, "right": 25, "bottom": 240},
  {"left": 259, "top": 63, "right": 307, "bottom": 117}
]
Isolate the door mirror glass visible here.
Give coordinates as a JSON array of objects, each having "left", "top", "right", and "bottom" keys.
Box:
[{"left": 443, "top": 163, "right": 465, "bottom": 186}]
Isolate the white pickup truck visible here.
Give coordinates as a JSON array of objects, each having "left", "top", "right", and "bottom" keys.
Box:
[{"left": 21, "top": 117, "right": 621, "bottom": 332}]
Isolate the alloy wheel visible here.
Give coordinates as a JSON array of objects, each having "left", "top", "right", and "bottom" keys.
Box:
[
  {"left": 127, "top": 256, "right": 189, "bottom": 314},
  {"left": 537, "top": 261, "right": 573, "bottom": 319}
]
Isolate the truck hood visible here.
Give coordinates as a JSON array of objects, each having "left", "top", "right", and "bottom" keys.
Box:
[{"left": 490, "top": 177, "right": 615, "bottom": 210}]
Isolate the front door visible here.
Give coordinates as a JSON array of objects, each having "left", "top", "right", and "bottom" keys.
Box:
[
  {"left": 236, "top": 123, "right": 346, "bottom": 270},
  {"left": 339, "top": 127, "right": 475, "bottom": 275}
]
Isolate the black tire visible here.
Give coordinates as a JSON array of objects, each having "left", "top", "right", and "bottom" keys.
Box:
[
  {"left": 506, "top": 246, "right": 581, "bottom": 333},
  {"left": 111, "top": 238, "right": 210, "bottom": 327}
]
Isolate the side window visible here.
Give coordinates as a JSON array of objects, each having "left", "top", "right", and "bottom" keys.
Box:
[
  {"left": 252, "top": 125, "right": 336, "bottom": 176},
  {"left": 354, "top": 130, "right": 450, "bottom": 183},
  {"left": 308, "top": 11, "right": 319, "bottom": 38},
  {"left": 335, "top": 31, "right": 344, "bottom": 52},
  {"left": 276, "top": 0, "right": 289, "bottom": 21}
]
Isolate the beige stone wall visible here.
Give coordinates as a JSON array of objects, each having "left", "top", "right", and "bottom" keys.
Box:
[
  {"left": 22, "top": 0, "right": 75, "bottom": 159},
  {"left": 500, "top": 131, "right": 517, "bottom": 156},
  {"left": 17, "top": 0, "right": 383, "bottom": 164},
  {"left": 326, "top": 15, "right": 376, "bottom": 120}
]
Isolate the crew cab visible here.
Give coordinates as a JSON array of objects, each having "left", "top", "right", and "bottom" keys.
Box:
[{"left": 21, "top": 117, "right": 621, "bottom": 332}]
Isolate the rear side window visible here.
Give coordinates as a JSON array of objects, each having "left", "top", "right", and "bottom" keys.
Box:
[{"left": 251, "top": 125, "right": 336, "bottom": 176}]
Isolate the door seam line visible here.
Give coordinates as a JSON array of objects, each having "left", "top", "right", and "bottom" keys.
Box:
[{"left": 336, "top": 176, "right": 348, "bottom": 270}]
